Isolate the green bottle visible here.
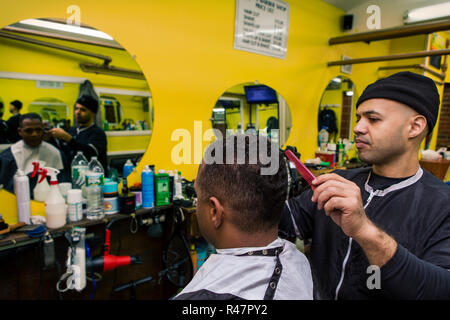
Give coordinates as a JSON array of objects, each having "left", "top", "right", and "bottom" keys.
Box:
[{"left": 155, "top": 170, "right": 170, "bottom": 206}]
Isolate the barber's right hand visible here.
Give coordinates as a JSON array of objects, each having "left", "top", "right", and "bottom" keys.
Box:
[
  {"left": 311, "top": 173, "right": 369, "bottom": 239},
  {"left": 49, "top": 128, "right": 73, "bottom": 142}
]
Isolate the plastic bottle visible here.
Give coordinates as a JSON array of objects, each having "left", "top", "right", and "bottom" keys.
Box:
[
  {"left": 67, "top": 189, "right": 83, "bottom": 222},
  {"left": 14, "top": 169, "right": 31, "bottom": 224},
  {"left": 174, "top": 170, "right": 183, "bottom": 200},
  {"left": 155, "top": 170, "right": 170, "bottom": 206},
  {"left": 44, "top": 167, "right": 66, "bottom": 229},
  {"left": 33, "top": 167, "right": 50, "bottom": 202},
  {"left": 122, "top": 159, "right": 135, "bottom": 188},
  {"left": 141, "top": 165, "right": 154, "bottom": 209},
  {"left": 338, "top": 139, "right": 344, "bottom": 167},
  {"left": 319, "top": 126, "right": 329, "bottom": 151},
  {"left": 168, "top": 171, "right": 174, "bottom": 203},
  {"left": 85, "top": 157, "right": 105, "bottom": 220},
  {"left": 71, "top": 151, "right": 88, "bottom": 190}
]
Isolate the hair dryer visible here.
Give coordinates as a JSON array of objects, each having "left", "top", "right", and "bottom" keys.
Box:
[{"left": 86, "top": 219, "right": 141, "bottom": 273}]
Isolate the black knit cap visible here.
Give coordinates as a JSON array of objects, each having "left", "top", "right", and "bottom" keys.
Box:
[
  {"left": 356, "top": 71, "right": 440, "bottom": 133},
  {"left": 10, "top": 100, "right": 22, "bottom": 110},
  {"left": 76, "top": 95, "right": 99, "bottom": 114}
]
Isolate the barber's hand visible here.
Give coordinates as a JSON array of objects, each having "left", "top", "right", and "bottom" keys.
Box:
[
  {"left": 49, "top": 128, "right": 72, "bottom": 142},
  {"left": 311, "top": 173, "right": 370, "bottom": 239}
]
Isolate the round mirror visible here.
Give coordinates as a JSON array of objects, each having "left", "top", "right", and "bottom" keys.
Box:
[
  {"left": 0, "top": 18, "right": 153, "bottom": 199},
  {"left": 318, "top": 76, "right": 357, "bottom": 144},
  {"left": 212, "top": 82, "right": 292, "bottom": 146}
]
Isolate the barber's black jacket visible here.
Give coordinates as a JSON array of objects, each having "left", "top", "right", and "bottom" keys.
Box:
[
  {"left": 279, "top": 166, "right": 450, "bottom": 299},
  {"left": 57, "top": 124, "right": 107, "bottom": 174}
]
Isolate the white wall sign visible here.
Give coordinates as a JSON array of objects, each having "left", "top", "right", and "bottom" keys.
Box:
[
  {"left": 234, "top": 0, "right": 290, "bottom": 59},
  {"left": 36, "top": 80, "right": 64, "bottom": 89}
]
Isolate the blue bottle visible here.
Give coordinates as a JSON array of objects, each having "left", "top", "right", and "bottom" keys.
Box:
[
  {"left": 141, "top": 165, "right": 154, "bottom": 208},
  {"left": 123, "top": 159, "right": 135, "bottom": 187}
]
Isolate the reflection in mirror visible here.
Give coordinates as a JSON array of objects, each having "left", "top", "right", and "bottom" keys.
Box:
[
  {"left": 0, "top": 96, "right": 7, "bottom": 144},
  {"left": 0, "top": 18, "right": 153, "bottom": 199},
  {"left": 212, "top": 82, "right": 292, "bottom": 146},
  {"left": 318, "top": 76, "right": 356, "bottom": 146},
  {"left": 29, "top": 97, "right": 70, "bottom": 130}
]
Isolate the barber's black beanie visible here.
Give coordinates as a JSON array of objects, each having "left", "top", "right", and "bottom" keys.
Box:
[
  {"left": 76, "top": 95, "right": 99, "bottom": 114},
  {"left": 356, "top": 71, "right": 440, "bottom": 133},
  {"left": 10, "top": 100, "right": 22, "bottom": 111}
]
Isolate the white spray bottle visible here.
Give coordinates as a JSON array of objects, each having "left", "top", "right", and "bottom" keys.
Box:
[
  {"left": 32, "top": 161, "right": 50, "bottom": 202},
  {"left": 44, "top": 167, "right": 66, "bottom": 229}
]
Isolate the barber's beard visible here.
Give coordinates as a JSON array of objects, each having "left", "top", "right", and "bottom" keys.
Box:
[{"left": 358, "top": 132, "right": 407, "bottom": 166}]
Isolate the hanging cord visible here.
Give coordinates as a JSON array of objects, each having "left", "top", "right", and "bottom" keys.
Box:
[
  {"left": 110, "top": 220, "right": 122, "bottom": 299},
  {"left": 85, "top": 242, "right": 95, "bottom": 300},
  {"left": 130, "top": 213, "right": 138, "bottom": 234},
  {"left": 54, "top": 260, "right": 64, "bottom": 300}
]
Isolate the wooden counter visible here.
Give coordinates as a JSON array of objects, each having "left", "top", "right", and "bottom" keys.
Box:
[
  {"left": 419, "top": 158, "right": 450, "bottom": 181},
  {"left": 0, "top": 204, "right": 197, "bottom": 300}
]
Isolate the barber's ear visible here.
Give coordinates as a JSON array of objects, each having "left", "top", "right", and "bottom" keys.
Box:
[
  {"left": 408, "top": 115, "right": 427, "bottom": 139},
  {"left": 208, "top": 196, "right": 224, "bottom": 229}
]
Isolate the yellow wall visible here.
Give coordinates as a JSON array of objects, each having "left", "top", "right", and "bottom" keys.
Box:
[{"left": 0, "top": 0, "right": 443, "bottom": 223}]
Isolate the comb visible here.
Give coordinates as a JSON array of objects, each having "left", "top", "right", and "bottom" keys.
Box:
[{"left": 285, "top": 149, "right": 316, "bottom": 188}]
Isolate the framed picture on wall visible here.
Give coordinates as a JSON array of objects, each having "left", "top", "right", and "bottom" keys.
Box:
[{"left": 341, "top": 55, "right": 352, "bottom": 75}]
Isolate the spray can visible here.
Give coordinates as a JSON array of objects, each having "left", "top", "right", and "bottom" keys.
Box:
[
  {"left": 123, "top": 159, "right": 135, "bottom": 188},
  {"left": 141, "top": 165, "right": 154, "bottom": 209},
  {"left": 14, "top": 169, "right": 31, "bottom": 224}
]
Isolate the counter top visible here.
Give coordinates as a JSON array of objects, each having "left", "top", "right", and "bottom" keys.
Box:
[{"left": 0, "top": 204, "right": 197, "bottom": 251}]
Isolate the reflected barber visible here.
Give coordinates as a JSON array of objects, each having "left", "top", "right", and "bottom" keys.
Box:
[{"left": 50, "top": 95, "right": 108, "bottom": 175}]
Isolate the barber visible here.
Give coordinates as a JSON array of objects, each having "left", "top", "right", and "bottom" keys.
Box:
[
  {"left": 6, "top": 100, "right": 23, "bottom": 143},
  {"left": 50, "top": 95, "right": 107, "bottom": 174},
  {"left": 280, "top": 72, "right": 450, "bottom": 299}
]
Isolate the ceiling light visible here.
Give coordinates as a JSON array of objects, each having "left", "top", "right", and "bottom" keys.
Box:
[
  {"left": 18, "top": 19, "right": 114, "bottom": 40},
  {"left": 403, "top": 3, "right": 450, "bottom": 24}
]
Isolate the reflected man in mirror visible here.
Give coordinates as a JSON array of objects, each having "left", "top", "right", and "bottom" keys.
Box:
[
  {"left": 0, "top": 113, "right": 65, "bottom": 193},
  {"left": 49, "top": 95, "right": 107, "bottom": 175}
]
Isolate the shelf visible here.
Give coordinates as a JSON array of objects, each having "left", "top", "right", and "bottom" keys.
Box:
[
  {"left": 0, "top": 204, "right": 175, "bottom": 251},
  {"left": 105, "top": 130, "right": 152, "bottom": 137},
  {"left": 329, "top": 20, "right": 450, "bottom": 45}
]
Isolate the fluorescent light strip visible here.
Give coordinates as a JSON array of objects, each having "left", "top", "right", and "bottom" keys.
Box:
[
  {"left": 19, "top": 19, "right": 114, "bottom": 40},
  {"left": 404, "top": 3, "right": 450, "bottom": 24}
]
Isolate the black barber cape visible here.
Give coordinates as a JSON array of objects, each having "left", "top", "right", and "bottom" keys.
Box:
[{"left": 279, "top": 166, "right": 450, "bottom": 300}]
